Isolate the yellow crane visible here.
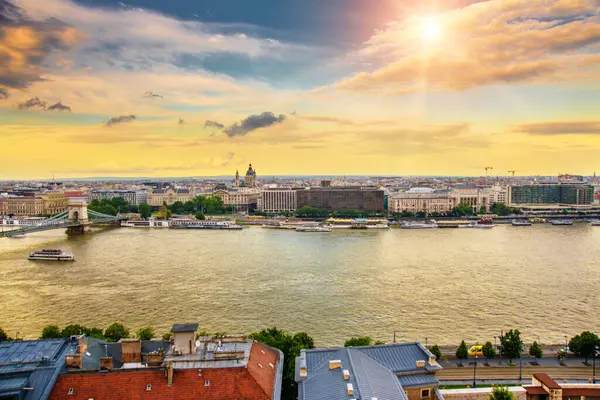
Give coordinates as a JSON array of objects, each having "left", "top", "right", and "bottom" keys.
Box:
[{"left": 508, "top": 170, "right": 516, "bottom": 176}]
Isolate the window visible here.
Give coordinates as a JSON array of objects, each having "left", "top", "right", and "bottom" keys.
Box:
[
  {"left": 204, "top": 380, "right": 210, "bottom": 387},
  {"left": 146, "top": 384, "right": 152, "bottom": 391},
  {"left": 421, "top": 388, "right": 431, "bottom": 398},
  {"left": 67, "top": 388, "right": 74, "bottom": 395}
]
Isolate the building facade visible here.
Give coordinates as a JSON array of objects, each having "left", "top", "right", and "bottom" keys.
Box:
[
  {"left": 91, "top": 189, "right": 148, "bottom": 205},
  {"left": 448, "top": 186, "right": 492, "bottom": 212},
  {"left": 259, "top": 189, "right": 297, "bottom": 213},
  {"left": 296, "top": 186, "right": 385, "bottom": 212},
  {"left": 0, "top": 192, "right": 69, "bottom": 216},
  {"left": 148, "top": 188, "right": 195, "bottom": 206},
  {"left": 211, "top": 189, "right": 259, "bottom": 213},
  {"left": 508, "top": 184, "right": 594, "bottom": 205},
  {"left": 388, "top": 193, "right": 453, "bottom": 214}
]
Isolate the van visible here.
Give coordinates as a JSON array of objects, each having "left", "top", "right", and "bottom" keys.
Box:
[{"left": 468, "top": 345, "right": 483, "bottom": 356}]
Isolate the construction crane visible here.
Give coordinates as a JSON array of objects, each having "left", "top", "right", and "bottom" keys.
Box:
[
  {"left": 508, "top": 170, "right": 516, "bottom": 176},
  {"left": 485, "top": 167, "right": 493, "bottom": 177}
]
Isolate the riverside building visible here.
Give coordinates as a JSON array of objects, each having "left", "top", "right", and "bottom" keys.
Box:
[
  {"left": 258, "top": 189, "right": 298, "bottom": 213},
  {"left": 296, "top": 183, "right": 385, "bottom": 212},
  {"left": 90, "top": 189, "right": 148, "bottom": 205}
]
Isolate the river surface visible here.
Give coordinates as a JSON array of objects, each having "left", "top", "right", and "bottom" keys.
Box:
[{"left": 1, "top": 224, "right": 599, "bottom": 346}]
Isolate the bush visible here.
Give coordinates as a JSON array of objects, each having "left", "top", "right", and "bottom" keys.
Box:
[
  {"left": 529, "top": 341, "right": 543, "bottom": 359},
  {"left": 61, "top": 324, "right": 86, "bottom": 337},
  {"left": 482, "top": 341, "right": 496, "bottom": 360},
  {"left": 344, "top": 336, "right": 373, "bottom": 347},
  {"left": 0, "top": 328, "right": 7, "bottom": 342},
  {"left": 456, "top": 340, "right": 468, "bottom": 364},
  {"left": 162, "top": 332, "right": 173, "bottom": 341},
  {"left": 136, "top": 327, "right": 155, "bottom": 341},
  {"left": 429, "top": 345, "right": 442, "bottom": 360},
  {"left": 104, "top": 323, "right": 130, "bottom": 342},
  {"left": 489, "top": 385, "right": 515, "bottom": 400},
  {"left": 41, "top": 325, "right": 61, "bottom": 339},
  {"left": 84, "top": 327, "right": 105, "bottom": 339}
]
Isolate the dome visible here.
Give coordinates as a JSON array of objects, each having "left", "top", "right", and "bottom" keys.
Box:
[
  {"left": 406, "top": 187, "right": 435, "bottom": 193},
  {"left": 214, "top": 183, "right": 227, "bottom": 191},
  {"left": 246, "top": 163, "right": 256, "bottom": 176}
]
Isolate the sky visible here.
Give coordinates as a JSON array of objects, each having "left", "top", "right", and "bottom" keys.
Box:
[{"left": 1, "top": 0, "right": 600, "bottom": 179}]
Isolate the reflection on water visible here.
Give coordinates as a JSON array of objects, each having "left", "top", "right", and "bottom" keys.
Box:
[{"left": 1, "top": 225, "right": 599, "bottom": 346}]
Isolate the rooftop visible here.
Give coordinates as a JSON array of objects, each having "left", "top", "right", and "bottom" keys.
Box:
[
  {"left": 170, "top": 323, "right": 199, "bottom": 333},
  {"left": 164, "top": 337, "right": 253, "bottom": 369}
]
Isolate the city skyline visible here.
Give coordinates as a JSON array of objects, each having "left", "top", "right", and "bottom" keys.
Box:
[{"left": 2, "top": 0, "right": 600, "bottom": 178}]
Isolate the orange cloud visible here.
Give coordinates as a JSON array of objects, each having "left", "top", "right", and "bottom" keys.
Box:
[{"left": 513, "top": 121, "right": 600, "bottom": 135}]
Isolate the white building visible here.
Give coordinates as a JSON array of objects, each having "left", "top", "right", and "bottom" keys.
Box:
[
  {"left": 388, "top": 192, "right": 453, "bottom": 214},
  {"left": 258, "top": 189, "right": 297, "bottom": 213},
  {"left": 90, "top": 189, "right": 148, "bottom": 206}
]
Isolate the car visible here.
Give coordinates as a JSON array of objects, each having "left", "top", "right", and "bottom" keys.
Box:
[{"left": 468, "top": 345, "right": 483, "bottom": 356}]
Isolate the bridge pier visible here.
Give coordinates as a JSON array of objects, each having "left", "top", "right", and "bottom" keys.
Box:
[{"left": 66, "top": 225, "right": 89, "bottom": 236}]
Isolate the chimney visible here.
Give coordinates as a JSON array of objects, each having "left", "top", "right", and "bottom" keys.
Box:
[
  {"left": 299, "top": 357, "right": 307, "bottom": 378},
  {"left": 167, "top": 362, "right": 174, "bottom": 386},
  {"left": 65, "top": 354, "right": 82, "bottom": 369},
  {"left": 100, "top": 357, "right": 113, "bottom": 370},
  {"left": 329, "top": 360, "right": 341, "bottom": 370},
  {"left": 347, "top": 383, "right": 354, "bottom": 396},
  {"left": 146, "top": 352, "right": 164, "bottom": 367},
  {"left": 343, "top": 370, "right": 350, "bottom": 380},
  {"left": 119, "top": 339, "right": 142, "bottom": 363},
  {"left": 416, "top": 360, "right": 426, "bottom": 368},
  {"left": 77, "top": 336, "right": 88, "bottom": 354}
]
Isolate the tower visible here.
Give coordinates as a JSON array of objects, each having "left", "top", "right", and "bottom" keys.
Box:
[
  {"left": 244, "top": 163, "right": 256, "bottom": 187},
  {"left": 235, "top": 170, "right": 240, "bottom": 187}
]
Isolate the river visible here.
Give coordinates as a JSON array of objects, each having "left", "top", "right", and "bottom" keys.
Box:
[{"left": 0, "top": 224, "right": 599, "bottom": 347}]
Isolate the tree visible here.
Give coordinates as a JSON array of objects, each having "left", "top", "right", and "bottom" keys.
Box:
[
  {"left": 489, "top": 385, "right": 515, "bottom": 400},
  {"left": 84, "top": 327, "right": 105, "bottom": 339},
  {"left": 499, "top": 329, "right": 523, "bottom": 362},
  {"left": 479, "top": 206, "right": 487, "bottom": 215},
  {"left": 295, "top": 206, "right": 329, "bottom": 218},
  {"left": 162, "top": 332, "right": 173, "bottom": 341},
  {"left": 429, "top": 345, "right": 442, "bottom": 360},
  {"left": 249, "top": 327, "right": 314, "bottom": 400},
  {"left": 451, "top": 202, "right": 473, "bottom": 216},
  {"left": 41, "top": 325, "right": 62, "bottom": 339},
  {"left": 195, "top": 212, "right": 205, "bottom": 220},
  {"left": 139, "top": 203, "right": 152, "bottom": 219},
  {"left": 0, "top": 328, "right": 7, "bottom": 342},
  {"left": 104, "top": 323, "right": 130, "bottom": 342},
  {"left": 569, "top": 331, "right": 600, "bottom": 362},
  {"left": 344, "top": 336, "right": 373, "bottom": 347},
  {"left": 482, "top": 341, "right": 496, "bottom": 362},
  {"left": 156, "top": 201, "right": 172, "bottom": 220},
  {"left": 170, "top": 201, "right": 185, "bottom": 214},
  {"left": 136, "top": 327, "right": 155, "bottom": 340},
  {"left": 529, "top": 341, "right": 543, "bottom": 361},
  {"left": 491, "top": 202, "right": 513, "bottom": 216},
  {"left": 455, "top": 340, "right": 468, "bottom": 365},
  {"left": 61, "top": 324, "right": 86, "bottom": 337}
]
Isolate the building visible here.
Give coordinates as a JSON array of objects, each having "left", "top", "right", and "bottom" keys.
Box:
[
  {"left": 508, "top": 184, "right": 594, "bottom": 206},
  {"left": 90, "top": 189, "right": 148, "bottom": 206},
  {"left": 259, "top": 189, "right": 298, "bottom": 213},
  {"left": 50, "top": 323, "right": 283, "bottom": 400},
  {"left": 388, "top": 192, "right": 453, "bottom": 214},
  {"left": 296, "top": 185, "right": 385, "bottom": 212},
  {"left": 0, "top": 338, "right": 78, "bottom": 400},
  {"left": 524, "top": 372, "right": 600, "bottom": 399},
  {"left": 39, "top": 192, "right": 68, "bottom": 215},
  {"left": 448, "top": 185, "right": 492, "bottom": 213},
  {"left": 211, "top": 189, "right": 259, "bottom": 213},
  {"left": 296, "top": 342, "right": 443, "bottom": 400},
  {"left": 0, "top": 196, "right": 45, "bottom": 216},
  {"left": 148, "top": 188, "right": 195, "bottom": 206},
  {"left": 234, "top": 163, "right": 258, "bottom": 188}
]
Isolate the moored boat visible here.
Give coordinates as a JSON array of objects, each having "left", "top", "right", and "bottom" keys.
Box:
[
  {"left": 28, "top": 249, "right": 74, "bottom": 261},
  {"left": 590, "top": 220, "right": 600, "bottom": 226},
  {"left": 400, "top": 221, "right": 438, "bottom": 229},
  {"left": 171, "top": 220, "right": 243, "bottom": 230},
  {"left": 511, "top": 219, "right": 532, "bottom": 226},
  {"left": 295, "top": 226, "right": 331, "bottom": 232},
  {"left": 261, "top": 222, "right": 297, "bottom": 230},
  {"left": 437, "top": 220, "right": 472, "bottom": 228},
  {"left": 549, "top": 219, "right": 574, "bottom": 226}
]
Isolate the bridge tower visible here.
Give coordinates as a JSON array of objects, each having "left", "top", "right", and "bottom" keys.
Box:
[{"left": 66, "top": 198, "right": 90, "bottom": 235}]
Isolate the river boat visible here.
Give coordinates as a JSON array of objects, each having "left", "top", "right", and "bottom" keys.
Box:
[
  {"left": 295, "top": 226, "right": 332, "bottom": 232},
  {"left": 530, "top": 217, "right": 547, "bottom": 224},
  {"left": 590, "top": 220, "right": 600, "bottom": 226},
  {"left": 437, "top": 220, "right": 472, "bottom": 228},
  {"left": 469, "top": 222, "right": 495, "bottom": 229},
  {"left": 511, "top": 219, "right": 531, "bottom": 226},
  {"left": 400, "top": 221, "right": 438, "bottom": 229},
  {"left": 28, "top": 249, "right": 74, "bottom": 261},
  {"left": 261, "top": 222, "right": 297, "bottom": 230},
  {"left": 121, "top": 219, "right": 170, "bottom": 228},
  {"left": 172, "top": 220, "right": 243, "bottom": 230},
  {"left": 9, "top": 233, "right": 26, "bottom": 238},
  {"left": 549, "top": 219, "right": 574, "bottom": 226}
]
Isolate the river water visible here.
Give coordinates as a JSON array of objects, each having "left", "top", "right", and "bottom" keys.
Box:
[{"left": 1, "top": 224, "right": 599, "bottom": 346}]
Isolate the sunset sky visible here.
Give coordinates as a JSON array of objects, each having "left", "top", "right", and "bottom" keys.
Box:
[{"left": 2, "top": 0, "right": 600, "bottom": 179}]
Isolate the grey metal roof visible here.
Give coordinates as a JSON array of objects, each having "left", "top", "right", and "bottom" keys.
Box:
[
  {"left": 397, "top": 373, "right": 440, "bottom": 388},
  {"left": 0, "top": 376, "right": 27, "bottom": 391},
  {"left": 357, "top": 342, "right": 441, "bottom": 373},
  {"left": 435, "top": 387, "right": 446, "bottom": 400},
  {"left": 163, "top": 339, "right": 253, "bottom": 369},
  {"left": 82, "top": 338, "right": 123, "bottom": 370},
  {"left": 349, "top": 348, "right": 408, "bottom": 400},
  {"left": 171, "top": 323, "right": 198, "bottom": 333}
]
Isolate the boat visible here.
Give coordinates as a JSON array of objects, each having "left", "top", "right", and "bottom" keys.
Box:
[
  {"left": 511, "top": 219, "right": 531, "bottom": 226},
  {"left": 295, "top": 226, "right": 331, "bottom": 232},
  {"left": 400, "top": 221, "right": 438, "bottom": 229},
  {"left": 261, "top": 222, "right": 297, "bottom": 230},
  {"left": 590, "top": 220, "right": 600, "bottom": 226},
  {"left": 549, "top": 219, "right": 574, "bottom": 226},
  {"left": 437, "top": 220, "right": 472, "bottom": 228},
  {"left": 469, "top": 221, "right": 495, "bottom": 229},
  {"left": 171, "top": 220, "right": 243, "bottom": 230},
  {"left": 28, "top": 249, "right": 74, "bottom": 261},
  {"left": 121, "top": 219, "right": 170, "bottom": 228},
  {"left": 9, "top": 233, "right": 26, "bottom": 238}
]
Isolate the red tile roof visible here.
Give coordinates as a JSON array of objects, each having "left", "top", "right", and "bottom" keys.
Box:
[
  {"left": 533, "top": 373, "right": 561, "bottom": 389},
  {"left": 50, "top": 368, "right": 271, "bottom": 400},
  {"left": 563, "top": 387, "right": 600, "bottom": 396},
  {"left": 524, "top": 386, "right": 548, "bottom": 395}
]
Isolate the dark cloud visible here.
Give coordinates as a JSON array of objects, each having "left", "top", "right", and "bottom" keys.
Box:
[
  {"left": 47, "top": 101, "right": 71, "bottom": 112},
  {"left": 514, "top": 121, "right": 600, "bottom": 135},
  {"left": 103, "top": 115, "right": 137, "bottom": 127},
  {"left": 143, "top": 91, "right": 163, "bottom": 99},
  {"left": 178, "top": 118, "right": 185, "bottom": 124},
  {"left": 17, "top": 97, "right": 47, "bottom": 110},
  {"left": 0, "top": 88, "right": 7, "bottom": 100},
  {"left": 204, "top": 120, "right": 225, "bottom": 129},
  {"left": 224, "top": 111, "right": 286, "bottom": 137}
]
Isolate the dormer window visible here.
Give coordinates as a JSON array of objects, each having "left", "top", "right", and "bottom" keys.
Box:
[
  {"left": 67, "top": 388, "right": 74, "bottom": 395},
  {"left": 146, "top": 384, "right": 152, "bottom": 391}
]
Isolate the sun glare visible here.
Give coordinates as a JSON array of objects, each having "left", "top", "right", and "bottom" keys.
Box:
[{"left": 420, "top": 16, "right": 441, "bottom": 41}]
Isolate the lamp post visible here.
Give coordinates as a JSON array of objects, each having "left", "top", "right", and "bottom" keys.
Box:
[
  {"left": 494, "top": 336, "right": 497, "bottom": 351},
  {"left": 473, "top": 355, "right": 478, "bottom": 388},
  {"left": 594, "top": 345, "right": 599, "bottom": 384},
  {"left": 393, "top": 331, "right": 400, "bottom": 344},
  {"left": 519, "top": 357, "right": 522, "bottom": 385},
  {"left": 426, "top": 337, "right": 428, "bottom": 347},
  {"left": 565, "top": 335, "right": 568, "bottom": 359}
]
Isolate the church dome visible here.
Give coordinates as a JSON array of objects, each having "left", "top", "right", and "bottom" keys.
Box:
[{"left": 246, "top": 163, "right": 256, "bottom": 176}]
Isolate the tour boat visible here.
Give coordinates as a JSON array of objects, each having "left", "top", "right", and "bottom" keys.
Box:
[
  {"left": 437, "top": 220, "right": 472, "bottom": 228},
  {"left": 295, "top": 226, "right": 332, "bottom": 232},
  {"left": 261, "top": 222, "right": 297, "bottom": 230},
  {"left": 9, "top": 233, "right": 26, "bottom": 238},
  {"left": 400, "top": 221, "right": 438, "bottom": 229},
  {"left": 28, "top": 249, "right": 75, "bottom": 261},
  {"left": 511, "top": 219, "right": 532, "bottom": 226},
  {"left": 172, "top": 220, "right": 243, "bottom": 230},
  {"left": 590, "top": 220, "right": 600, "bottom": 226},
  {"left": 549, "top": 219, "right": 574, "bottom": 226}
]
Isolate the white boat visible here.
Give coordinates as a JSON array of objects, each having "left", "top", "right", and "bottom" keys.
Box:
[
  {"left": 9, "top": 233, "right": 26, "bottom": 238},
  {"left": 28, "top": 249, "right": 74, "bottom": 261},
  {"left": 469, "top": 222, "right": 495, "bottom": 229},
  {"left": 549, "top": 219, "right": 574, "bottom": 226},
  {"left": 400, "top": 222, "right": 438, "bottom": 229},
  {"left": 171, "top": 220, "right": 243, "bottom": 230},
  {"left": 511, "top": 219, "right": 532, "bottom": 226},
  {"left": 121, "top": 219, "right": 170, "bottom": 228},
  {"left": 295, "top": 226, "right": 331, "bottom": 232},
  {"left": 437, "top": 220, "right": 472, "bottom": 228},
  {"left": 590, "top": 220, "right": 600, "bottom": 226},
  {"left": 365, "top": 223, "right": 390, "bottom": 229},
  {"left": 261, "top": 222, "right": 297, "bottom": 230},
  {"left": 323, "top": 224, "right": 353, "bottom": 229}
]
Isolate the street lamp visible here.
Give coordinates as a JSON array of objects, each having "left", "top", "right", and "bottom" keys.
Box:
[
  {"left": 426, "top": 337, "right": 428, "bottom": 347},
  {"left": 494, "top": 336, "right": 497, "bottom": 350},
  {"left": 473, "top": 355, "right": 478, "bottom": 387},
  {"left": 519, "top": 356, "right": 522, "bottom": 385},
  {"left": 393, "top": 331, "right": 401, "bottom": 344},
  {"left": 565, "top": 335, "right": 568, "bottom": 358},
  {"left": 594, "top": 345, "right": 599, "bottom": 384}
]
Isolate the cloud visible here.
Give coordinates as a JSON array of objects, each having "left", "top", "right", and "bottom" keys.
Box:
[
  {"left": 332, "top": 0, "right": 600, "bottom": 95},
  {"left": 143, "top": 91, "right": 163, "bottom": 99},
  {"left": 17, "top": 96, "right": 46, "bottom": 109},
  {"left": 178, "top": 118, "right": 185, "bottom": 124},
  {"left": 103, "top": 114, "right": 136, "bottom": 127},
  {"left": 224, "top": 111, "right": 286, "bottom": 137},
  {"left": 514, "top": 121, "right": 600, "bottom": 135},
  {"left": 0, "top": 87, "right": 7, "bottom": 99},
  {"left": 204, "top": 120, "right": 225, "bottom": 129},
  {"left": 46, "top": 101, "right": 71, "bottom": 111}
]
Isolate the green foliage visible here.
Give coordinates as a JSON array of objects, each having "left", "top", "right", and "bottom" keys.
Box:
[
  {"left": 429, "top": 344, "right": 442, "bottom": 360},
  {"left": 479, "top": 206, "right": 487, "bottom": 215},
  {"left": 451, "top": 202, "right": 474, "bottom": 216},
  {"left": 415, "top": 211, "right": 426, "bottom": 218},
  {"left": 569, "top": 331, "right": 600, "bottom": 362},
  {"left": 249, "top": 327, "right": 315, "bottom": 400},
  {"left": 170, "top": 201, "right": 185, "bottom": 214},
  {"left": 89, "top": 197, "right": 137, "bottom": 215},
  {"left": 491, "top": 202, "right": 512, "bottom": 216},
  {"left": 482, "top": 341, "right": 496, "bottom": 360},
  {"left": 84, "top": 327, "right": 105, "bottom": 339},
  {"left": 529, "top": 341, "right": 543, "bottom": 359},
  {"left": 499, "top": 329, "right": 523, "bottom": 362},
  {"left": 0, "top": 328, "right": 7, "bottom": 342},
  {"left": 295, "top": 206, "right": 329, "bottom": 218},
  {"left": 104, "top": 323, "right": 130, "bottom": 342},
  {"left": 392, "top": 210, "right": 415, "bottom": 218},
  {"left": 195, "top": 212, "right": 205, "bottom": 220},
  {"left": 489, "top": 385, "right": 515, "bottom": 400},
  {"left": 455, "top": 340, "right": 468, "bottom": 362},
  {"left": 138, "top": 203, "right": 152, "bottom": 219},
  {"left": 61, "top": 324, "right": 86, "bottom": 337},
  {"left": 162, "top": 332, "right": 173, "bottom": 341},
  {"left": 156, "top": 201, "right": 173, "bottom": 220},
  {"left": 136, "top": 327, "right": 155, "bottom": 340},
  {"left": 41, "top": 325, "right": 62, "bottom": 339},
  {"left": 344, "top": 336, "right": 372, "bottom": 347},
  {"left": 374, "top": 340, "right": 386, "bottom": 345}
]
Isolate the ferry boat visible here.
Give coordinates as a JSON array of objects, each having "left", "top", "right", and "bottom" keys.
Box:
[
  {"left": 400, "top": 221, "right": 438, "bottom": 229},
  {"left": 469, "top": 222, "right": 495, "bottom": 229},
  {"left": 121, "top": 219, "right": 170, "bottom": 228},
  {"left": 549, "top": 219, "right": 574, "bottom": 226},
  {"left": 28, "top": 249, "right": 74, "bottom": 261},
  {"left": 511, "top": 219, "right": 532, "bottom": 226},
  {"left": 437, "top": 220, "right": 472, "bottom": 228},
  {"left": 9, "top": 233, "right": 26, "bottom": 238},
  {"left": 261, "top": 222, "right": 297, "bottom": 230},
  {"left": 171, "top": 220, "right": 243, "bottom": 230},
  {"left": 295, "top": 226, "right": 332, "bottom": 232},
  {"left": 590, "top": 220, "right": 600, "bottom": 226}
]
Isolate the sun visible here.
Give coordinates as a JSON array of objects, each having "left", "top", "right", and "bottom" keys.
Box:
[{"left": 420, "top": 16, "right": 441, "bottom": 41}]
